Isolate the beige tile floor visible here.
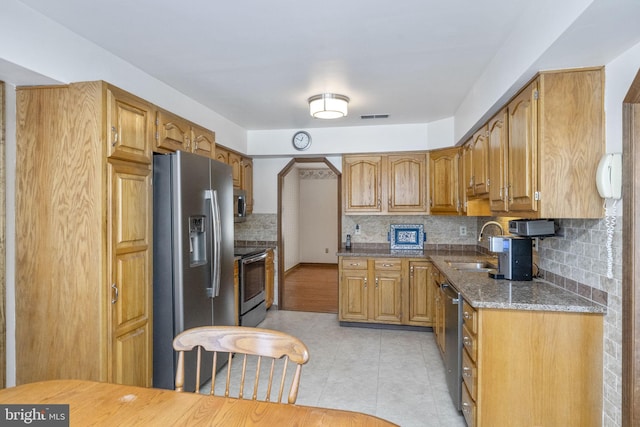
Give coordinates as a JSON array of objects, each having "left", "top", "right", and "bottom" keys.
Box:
[{"left": 247, "top": 309, "right": 467, "bottom": 427}]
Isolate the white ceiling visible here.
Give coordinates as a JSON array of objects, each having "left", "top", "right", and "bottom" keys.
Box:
[{"left": 15, "top": 0, "right": 640, "bottom": 131}]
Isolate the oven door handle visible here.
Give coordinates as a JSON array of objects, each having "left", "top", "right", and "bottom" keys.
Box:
[
  {"left": 205, "top": 189, "right": 222, "bottom": 298},
  {"left": 242, "top": 252, "right": 267, "bottom": 265}
]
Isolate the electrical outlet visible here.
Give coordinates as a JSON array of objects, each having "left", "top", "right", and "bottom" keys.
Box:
[
  {"left": 355, "top": 224, "right": 361, "bottom": 235},
  {"left": 459, "top": 226, "right": 467, "bottom": 236}
]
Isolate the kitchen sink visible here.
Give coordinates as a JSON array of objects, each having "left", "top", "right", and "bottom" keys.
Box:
[{"left": 446, "top": 260, "right": 497, "bottom": 272}]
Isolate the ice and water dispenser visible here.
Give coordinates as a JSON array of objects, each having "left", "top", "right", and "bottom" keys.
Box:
[{"left": 189, "top": 215, "right": 207, "bottom": 266}]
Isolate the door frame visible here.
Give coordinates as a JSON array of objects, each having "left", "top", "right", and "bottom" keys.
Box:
[
  {"left": 622, "top": 68, "right": 640, "bottom": 426},
  {"left": 276, "top": 157, "right": 341, "bottom": 309}
]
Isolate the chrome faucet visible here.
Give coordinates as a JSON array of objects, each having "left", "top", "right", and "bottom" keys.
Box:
[{"left": 478, "top": 220, "right": 504, "bottom": 242}]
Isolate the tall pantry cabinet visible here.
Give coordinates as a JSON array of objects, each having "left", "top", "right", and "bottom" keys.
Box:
[{"left": 15, "top": 81, "right": 153, "bottom": 386}]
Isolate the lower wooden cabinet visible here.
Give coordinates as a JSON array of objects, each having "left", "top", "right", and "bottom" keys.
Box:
[
  {"left": 265, "top": 248, "right": 274, "bottom": 309},
  {"left": 338, "top": 256, "right": 434, "bottom": 327},
  {"left": 460, "top": 301, "right": 603, "bottom": 427}
]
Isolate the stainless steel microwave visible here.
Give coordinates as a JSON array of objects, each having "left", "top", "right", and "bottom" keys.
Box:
[{"left": 234, "top": 189, "right": 247, "bottom": 222}]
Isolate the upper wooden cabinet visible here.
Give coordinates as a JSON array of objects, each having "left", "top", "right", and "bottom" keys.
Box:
[
  {"left": 343, "top": 153, "right": 427, "bottom": 215},
  {"left": 487, "top": 108, "right": 509, "bottom": 213},
  {"left": 429, "top": 147, "right": 461, "bottom": 215},
  {"left": 156, "top": 109, "right": 216, "bottom": 159},
  {"left": 16, "top": 81, "right": 153, "bottom": 387},
  {"left": 242, "top": 157, "right": 254, "bottom": 214},
  {"left": 471, "top": 126, "right": 489, "bottom": 197},
  {"left": 500, "top": 68, "right": 605, "bottom": 218},
  {"left": 228, "top": 152, "right": 243, "bottom": 189},
  {"left": 215, "top": 145, "right": 253, "bottom": 214}
]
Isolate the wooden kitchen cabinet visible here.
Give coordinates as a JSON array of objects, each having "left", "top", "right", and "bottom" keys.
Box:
[
  {"left": 428, "top": 146, "right": 461, "bottom": 215},
  {"left": 372, "top": 259, "right": 402, "bottom": 324},
  {"left": 215, "top": 145, "right": 253, "bottom": 214},
  {"left": 462, "top": 142, "right": 474, "bottom": 199},
  {"left": 407, "top": 261, "right": 435, "bottom": 326},
  {"left": 156, "top": 109, "right": 216, "bottom": 159},
  {"left": 339, "top": 256, "right": 434, "bottom": 327},
  {"left": 499, "top": 68, "right": 605, "bottom": 218},
  {"left": 460, "top": 302, "right": 603, "bottom": 427},
  {"left": 487, "top": 108, "right": 509, "bottom": 213},
  {"left": 16, "top": 81, "right": 153, "bottom": 387},
  {"left": 242, "top": 157, "right": 254, "bottom": 214},
  {"left": 343, "top": 153, "right": 427, "bottom": 215},
  {"left": 339, "top": 257, "right": 369, "bottom": 321},
  {"left": 470, "top": 125, "right": 489, "bottom": 197},
  {"left": 265, "top": 248, "right": 274, "bottom": 309}
]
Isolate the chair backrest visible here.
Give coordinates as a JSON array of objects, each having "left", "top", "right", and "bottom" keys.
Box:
[{"left": 172, "top": 326, "right": 310, "bottom": 404}]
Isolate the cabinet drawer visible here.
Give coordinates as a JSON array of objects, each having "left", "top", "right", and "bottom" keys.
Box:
[
  {"left": 462, "top": 348, "right": 477, "bottom": 401},
  {"left": 374, "top": 259, "right": 401, "bottom": 271},
  {"left": 462, "top": 300, "right": 478, "bottom": 334},
  {"left": 461, "top": 383, "right": 477, "bottom": 427},
  {"left": 341, "top": 258, "right": 368, "bottom": 270},
  {"left": 462, "top": 322, "right": 478, "bottom": 362}
]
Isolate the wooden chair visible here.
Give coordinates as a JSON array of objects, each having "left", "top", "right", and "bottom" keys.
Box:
[{"left": 173, "top": 326, "right": 310, "bottom": 404}]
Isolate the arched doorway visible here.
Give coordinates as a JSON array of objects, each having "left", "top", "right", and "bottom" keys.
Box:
[{"left": 276, "top": 158, "right": 341, "bottom": 311}]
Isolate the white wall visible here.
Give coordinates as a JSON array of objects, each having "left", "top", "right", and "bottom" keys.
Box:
[
  {"left": 0, "top": 0, "right": 247, "bottom": 151},
  {"left": 299, "top": 175, "right": 338, "bottom": 263}
]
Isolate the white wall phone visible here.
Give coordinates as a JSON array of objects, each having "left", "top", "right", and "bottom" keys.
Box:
[
  {"left": 596, "top": 152, "right": 622, "bottom": 279},
  {"left": 596, "top": 153, "right": 622, "bottom": 199}
]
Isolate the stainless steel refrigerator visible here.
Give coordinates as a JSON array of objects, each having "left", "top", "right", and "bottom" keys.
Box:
[{"left": 152, "top": 150, "right": 235, "bottom": 391}]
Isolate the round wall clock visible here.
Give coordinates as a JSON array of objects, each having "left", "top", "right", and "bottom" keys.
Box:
[{"left": 292, "top": 131, "right": 312, "bottom": 151}]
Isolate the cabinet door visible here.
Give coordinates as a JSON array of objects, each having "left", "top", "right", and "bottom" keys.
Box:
[
  {"left": 109, "top": 160, "right": 152, "bottom": 387},
  {"left": 472, "top": 126, "right": 489, "bottom": 196},
  {"left": 373, "top": 259, "right": 402, "bottom": 324},
  {"left": 429, "top": 147, "right": 460, "bottom": 215},
  {"left": 106, "top": 87, "right": 153, "bottom": 164},
  {"left": 488, "top": 109, "right": 509, "bottom": 212},
  {"left": 229, "top": 152, "right": 242, "bottom": 189},
  {"left": 507, "top": 80, "right": 538, "bottom": 213},
  {"left": 462, "top": 142, "right": 474, "bottom": 198},
  {"left": 191, "top": 125, "right": 215, "bottom": 158},
  {"left": 408, "top": 261, "right": 434, "bottom": 325},
  {"left": 343, "top": 155, "right": 384, "bottom": 213},
  {"left": 215, "top": 146, "right": 229, "bottom": 164},
  {"left": 265, "top": 249, "right": 274, "bottom": 309},
  {"left": 387, "top": 154, "right": 427, "bottom": 213},
  {"left": 156, "top": 110, "right": 192, "bottom": 153},
  {"left": 339, "top": 269, "right": 368, "bottom": 321},
  {"left": 242, "top": 157, "right": 254, "bottom": 214}
]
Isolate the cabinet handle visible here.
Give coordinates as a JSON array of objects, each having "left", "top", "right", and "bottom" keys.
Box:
[
  {"left": 111, "top": 126, "right": 118, "bottom": 147},
  {"left": 349, "top": 263, "right": 360, "bottom": 267},
  {"left": 462, "top": 402, "right": 471, "bottom": 414},
  {"left": 375, "top": 277, "right": 379, "bottom": 288},
  {"left": 111, "top": 283, "right": 119, "bottom": 304},
  {"left": 463, "top": 336, "right": 471, "bottom": 347},
  {"left": 410, "top": 266, "right": 414, "bottom": 276},
  {"left": 363, "top": 277, "right": 367, "bottom": 288},
  {"left": 382, "top": 263, "right": 393, "bottom": 267},
  {"left": 377, "top": 199, "right": 381, "bottom": 208},
  {"left": 507, "top": 184, "right": 512, "bottom": 202},
  {"left": 463, "top": 311, "right": 472, "bottom": 320},
  {"left": 429, "top": 198, "right": 433, "bottom": 207},
  {"left": 463, "top": 366, "right": 472, "bottom": 378},
  {"left": 185, "top": 137, "right": 191, "bottom": 150}
]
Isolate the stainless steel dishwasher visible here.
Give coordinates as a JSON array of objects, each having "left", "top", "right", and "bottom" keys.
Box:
[{"left": 442, "top": 281, "right": 463, "bottom": 411}]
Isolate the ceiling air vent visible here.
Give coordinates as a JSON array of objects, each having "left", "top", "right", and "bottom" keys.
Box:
[{"left": 360, "top": 114, "right": 389, "bottom": 120}]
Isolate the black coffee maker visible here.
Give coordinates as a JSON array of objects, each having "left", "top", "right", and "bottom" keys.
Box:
[{"left": 488, "top": 236, "right": 533, "bottom": 281}]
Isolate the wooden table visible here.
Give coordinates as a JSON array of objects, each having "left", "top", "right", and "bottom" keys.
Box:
[{"left": 0, "top": 380, "right": 398, "bottom": 426}]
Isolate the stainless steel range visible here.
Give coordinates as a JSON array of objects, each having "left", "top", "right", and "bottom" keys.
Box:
[{"left": 234, "top": 247, "right": 268, "bottom": 327}]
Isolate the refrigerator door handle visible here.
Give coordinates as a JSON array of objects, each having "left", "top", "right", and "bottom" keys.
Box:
[{"left": 205, "top": 189, "right": 222, "bottom": 298}]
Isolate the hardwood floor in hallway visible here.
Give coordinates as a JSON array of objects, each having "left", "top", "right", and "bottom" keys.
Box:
[{"left": 282, "top": 263, "right": 338, "bottom": 313}]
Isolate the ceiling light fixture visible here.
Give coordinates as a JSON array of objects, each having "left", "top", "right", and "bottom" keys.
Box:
[{"left": 308, "top": 93, "right": 350, "bottom": 119}]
